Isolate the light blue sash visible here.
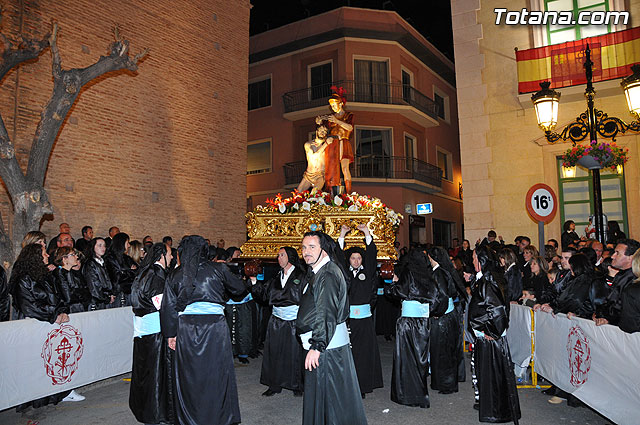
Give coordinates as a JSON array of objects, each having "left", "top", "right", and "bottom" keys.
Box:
[
  {"left": 377, "top": 288, "right": 384, "bottom": 295},
  {"left": 445, "top": 297, "right": 455, "bottom": 314},
  {"left": 179, "top": 301, "right": 224, "bottom": 315},
  {"left": 273, "top": 305, "right": 299, "bottom": 321},
  {"left": 349, "top": 304, "right": 372, "bottom": 319},
  {"left": 401, "top": 300, "right": 430, "bottom": 318},
  {"left": 300, "top": 322, "right": 350, "bottom": 350},
  {"left": 226, "top": 293, "right": 253, "bottom": 305},
  {"left": 133, "top": 311, "right": 160, "bottom": 338},
  {"left": 473, "top": 329, "right": 507, "bottom": 339}
]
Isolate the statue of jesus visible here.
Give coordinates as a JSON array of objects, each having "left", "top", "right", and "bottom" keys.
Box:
[{"left": 297, "top": 124, "right": 334, "bottom": 192}]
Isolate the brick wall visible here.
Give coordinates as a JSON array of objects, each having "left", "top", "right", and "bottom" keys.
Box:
[{"left": 0, "top": 0, "right": 250, "bottom": 247}]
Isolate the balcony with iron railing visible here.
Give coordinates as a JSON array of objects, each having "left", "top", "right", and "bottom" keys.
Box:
[
  {"left": 282, "top": 80, "right": 440, "bottom": 127},
  {"left": 283, "top": 156, "right": 442, "bottom": 193}
]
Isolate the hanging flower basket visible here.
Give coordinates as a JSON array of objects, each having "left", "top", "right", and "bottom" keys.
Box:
[
  {"left": 577, "top": 154, "right": 607, "bottom": 169},
  {"left": 561, "top": 140, "right": 628, "bottom": 172}
]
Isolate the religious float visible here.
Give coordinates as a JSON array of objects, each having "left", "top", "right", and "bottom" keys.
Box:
[
  {"left": 240, "top": 86, "right": 401, "bottom": 270},
  {"left": 239, "top": 188, "right": 402, "bottom": 261}
]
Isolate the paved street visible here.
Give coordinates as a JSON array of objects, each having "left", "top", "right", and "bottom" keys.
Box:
[{"left": 1, "top": 337, "right": 612, "bottom": 425}]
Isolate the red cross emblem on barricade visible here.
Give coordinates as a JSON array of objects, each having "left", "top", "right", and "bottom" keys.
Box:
[
  {"left": 41, "top": 324, "right": 84, "bottom": 385},
  {"left": 566, "top": 325, "right": 591, "bottom": 387}
]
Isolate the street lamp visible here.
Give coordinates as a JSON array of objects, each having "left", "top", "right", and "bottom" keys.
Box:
[
  {"left": 621, "top": 64, "right": 640, "bottom": 119},
  {"left": 532, "top": 44, "right": 640, "bottom": 243}
]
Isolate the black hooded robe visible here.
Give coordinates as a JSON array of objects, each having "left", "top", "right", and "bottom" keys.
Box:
[
  {"left": 251, "top": 265, "right": 305, "bottom": 393},
  {"left": 429, "top": 265, "right": 463, "bottom": 394},
  {"left": 385, "top": 252, "right": 440, "bottom": 408},
  {"left": 129, "top": 263, "right": 172, "bottom": 424},
  {"left": 161, "top": 253, "right": 247, "bottom": 425},
  {"left": 468, "top": 272, "right": 521, "bottom": 424},
  {"left": 344, "top": 239, "right": 383, "bottom": 395},
  {"left": 296, "top": 259, "right": 367, "bottom": 425}
]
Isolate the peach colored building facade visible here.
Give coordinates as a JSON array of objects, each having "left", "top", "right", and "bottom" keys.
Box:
[{"left": 247, "top": 7, "right": 464, "bottom": 249}]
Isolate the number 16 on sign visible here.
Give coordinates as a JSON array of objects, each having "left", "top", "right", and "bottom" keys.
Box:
[{"left": 525, "top": 184, "right": 558, "bottom": 250}]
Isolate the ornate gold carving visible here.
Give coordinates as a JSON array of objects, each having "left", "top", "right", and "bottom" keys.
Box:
[{"left": 241, "top": 206, "right": 398, "bottom": 260}]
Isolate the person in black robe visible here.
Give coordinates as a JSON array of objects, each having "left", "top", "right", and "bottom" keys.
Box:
[
  {"left": 386, "top": 248, "right": 439, "bottom": 408},
  {"left": 129, "top": 243, "right": 174, "bottom": 424},
  {"left": 104, "top": 232, "right": 138, "bottom": 307},
  {"left": 250, "top": 246, "right": 305, "bottom": 396},
  {"left": 499, "top": 248, "right": 522, "bottom": 303},
  {"left": 0, "top": 265, "right": 9, "bottom": 321},
  {"left": 82, "top": 237, "right": 116, "bottom": 310},
  {"left": 594, "top": 239, "right": 640, "bottom": 327},
  {"left": 10, "top": 244, "right": 76, "bottom": 414},
  {"left": 160, "top": 235, "right": 246, "bottom": 425},
  {"left": 467, "top": 245, "right": 521, "bottom": 424},
  {"left": 561, "top": 220, "right": 580, "bottom": 251},
  {"left": 53, "top": 247, "right": 92, "bottom": 313},
  {"left": 428, "top": 246, "right": 468, "bottom": 395},
  {"left": 619, "top": 249, "right": 640, "bottom": 333},
  {"left": 297, "top": 231, "right": 367, "bottom": 425},
  {"left": 338, "top": 224, "right": 383, "bottom": 398},
  {"left": 547, "top": 254, "right": 607, "bottom": 319}
]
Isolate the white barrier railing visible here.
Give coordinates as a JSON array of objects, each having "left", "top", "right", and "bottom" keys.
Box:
[
  {"left": 507, "top": 304, "right": 640, "bottom": 425},
  {"left": 0, "top": 307, "right": 133, "bottom": 410}
]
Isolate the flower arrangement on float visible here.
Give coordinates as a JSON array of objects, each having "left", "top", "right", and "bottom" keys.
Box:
[
  {"left": 561, "top": 140, "right": 629, "bottom": 171},
  {"left": 262, "top": 187, "right": 403, "bottom": 229}
]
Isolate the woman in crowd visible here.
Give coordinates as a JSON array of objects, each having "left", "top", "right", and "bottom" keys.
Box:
[
  {"left": 607, "top": 221, "right": 626, "bottom": 246},
  {"left": 457, "top": 239, "right": 474, "bottom": 273},
  {"left": 618, "top": 249, "right": 640, "bottom": 333},
  {"left": 9, "top": 243, "right": 84, "bottom": 413},
  {"left": 21, "top": 230, "right": 47, "bottom": 249},
  {"left": 561, "top": 220, "right": 581, "bottom": 250},
  {"left": 128, "top": 240, "right": 145, "bottom": 265},
  {"left": 545, "top": 253, "right": 607, "bottom": 320},
  {"left": 83, "top": 237, "right": 115, "bottom": 310},
  {"left": 386, "top": 248, "right": 436, "bottom": 408},
  {"left": 104, "top": 232, "right": 137, "bottom": 307},
  {"left": 499, "top": 248, "right": 522, "bottom": 303},
  {"left": 129, "top": 243, "right": 174, "bottom": 425},
  {"left": 250, "top": 247, "right": 305, "bottom": 397},
  {"left": 53, "top": 247, "right": 92, "bottom": 313},
  {"left": 160, "top": 235, "right": 247, "bottom": 425},
  {"left": 428, "top": 246, "right": 467, "bottom": 395},
  {"left": 521, "top": 245, "right": 539, "bottom": 285},
  {"left": 467, "top": 245, "right": 521, "bottom": 423},
  {"left": 528, "top": 256, "right": 550, "bottom": 300}
]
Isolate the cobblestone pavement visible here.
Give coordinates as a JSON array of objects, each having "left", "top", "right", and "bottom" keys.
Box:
[{"left": 0, "top": 337, "right": 612, "bottom": 425}]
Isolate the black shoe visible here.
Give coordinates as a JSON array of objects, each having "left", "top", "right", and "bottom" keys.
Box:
[
  {"left": 542, "top": 387, "right": 556, "bottom": 396},
  {"left": 262, "top": 389, "right": 279, "bottom": 397},
  {"left": 361, "top": 393, "right": 366, "bottom": 399},
  {"left": 473, "top": 403, "right": 479, "bottom": 411},
  {"left": 238, "top": 357, "right": 249, "bottom": 364},
  {"left": 293, "top": 390, "right": 303, "bottom": 397}
]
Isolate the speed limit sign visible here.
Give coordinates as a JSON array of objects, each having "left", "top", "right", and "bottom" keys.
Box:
[{"left": 525, "top": 183, "right": 557, "bottom": 224}]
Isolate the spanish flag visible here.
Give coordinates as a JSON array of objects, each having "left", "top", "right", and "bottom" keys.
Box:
[{"left": 516, "top": 26, "right": 640, "bottom": 94}]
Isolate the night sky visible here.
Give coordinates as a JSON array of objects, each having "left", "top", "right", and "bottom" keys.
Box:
[{"left": 249, "top": 0, "right": 454, "bottom": 61}]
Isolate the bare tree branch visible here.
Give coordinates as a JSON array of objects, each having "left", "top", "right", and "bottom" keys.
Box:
[
  {"left": 0, "top": 33, "right": 50, "bottom": 82},
  {"left": 27, "top": 26, "right": 147, "bottom": 185}
]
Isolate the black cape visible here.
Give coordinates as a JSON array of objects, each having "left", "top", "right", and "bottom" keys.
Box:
[
  {"left": 385, "top": 253, "right": 441, "bottom": 408},
  {"left": 161, "top": 260, "right": 247, "bottom": 425},
  {"left": 296, "top": 260, "right": 367, "bottom": 425},
  {"left": 429, "top": 266, "right": 462, "bottom": 394},
  {"left": 251, "top": 265, "right": 305, "bottom": 392},
  {"left": 345, "top": 239, "right": 383, "bottom": 394},
  {"left": 129, "top": 264, "right": 172, "bottom": 424},
  {"left": 468, "top": 272, "right": 521, "bottom": 424}
]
